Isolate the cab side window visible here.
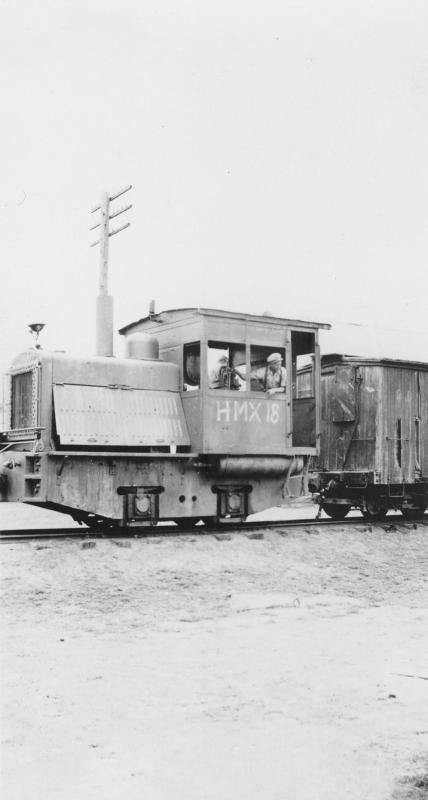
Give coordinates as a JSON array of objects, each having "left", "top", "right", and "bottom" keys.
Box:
[
  {"left": 292, "top": 332, "right": 316, "bottom": 399},
  {"left": 207, "top": 341, "right": 246, "bottom": 391},
  {"left": 292, "top": 331, "right": 316, "bottom": 446},
  {"left": 249, "top": 346, "right": 286, "bottom": 392},
  {"left": 183, "top": 342, "right": 200, "bottom": 391}
]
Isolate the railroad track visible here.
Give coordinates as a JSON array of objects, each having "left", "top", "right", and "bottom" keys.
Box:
[{"left": 2, "top": 515, "right": 428, "bottom": 542}]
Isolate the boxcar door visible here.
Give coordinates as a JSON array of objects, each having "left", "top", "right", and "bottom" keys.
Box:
[{"left": 383, "top": 367, "right": 418, "bottom": 484}]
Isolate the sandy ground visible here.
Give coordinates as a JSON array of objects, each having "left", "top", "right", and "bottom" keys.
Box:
[{"left": 1, "top": 503, "right": 428, "bottom": 800}]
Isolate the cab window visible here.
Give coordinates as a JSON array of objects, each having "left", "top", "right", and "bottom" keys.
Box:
[
  {"left": 207, "top": 341, "right": 246, "bottom": 391},
  {"left": 292, "top": 332, "right": 316, "bottom": 398},
  {"left": 296, "top": 361, "right": 314, "bottom": 397},
  {"left": 292, "top": 331, "right": 316, "bottom": 447},
  {"left": 249, "top": 346, "right": 286, "bottom": 392},
  {"left": 183, "top": 342, "right": 200, "bottom": 391}
]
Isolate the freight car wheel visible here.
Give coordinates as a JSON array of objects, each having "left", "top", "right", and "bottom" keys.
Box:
[
  {"left": 401, "top": 503, "right": 427, "bottom": 520},
  {"left": 362, "top": 501, "right": 388, "bottom": 521},
  {"left": 323, "top": 503, "right": 351, "bottom": 520}
]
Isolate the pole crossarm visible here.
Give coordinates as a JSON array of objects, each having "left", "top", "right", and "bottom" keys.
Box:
[
  {"left": 109, "top": 184, "right": 132, "bottom": 202},
  {"left": 109, "top": 221, "right": 131, "bottom": 238},
  {"left": 90, "top": 185, "right": 131, "bottom": 213},
  {"left": 89, "top": 221, "right": 131, "bottom": 247},
  {"left": 89, "top": 204, "right": 132, "bottom": 232},
  {"left": 109, "top": 203, "right": 132, "bottom": 221}
]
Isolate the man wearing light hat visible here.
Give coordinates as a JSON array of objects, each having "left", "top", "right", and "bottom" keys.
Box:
[
  {"left": 234, "top": 352, "right": 286, "bottom": 396},
  {"left": 260, "top": 352, "right": 286, "bottom": 396}
]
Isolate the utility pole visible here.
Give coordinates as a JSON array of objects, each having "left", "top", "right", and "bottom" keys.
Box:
[{"left": 90, "top": 185, "right": 132, "bottom": 356}]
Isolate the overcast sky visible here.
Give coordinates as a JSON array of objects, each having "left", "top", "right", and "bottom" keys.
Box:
[{"left": 1, "top": 0, "right": 428, "bottom": 373}]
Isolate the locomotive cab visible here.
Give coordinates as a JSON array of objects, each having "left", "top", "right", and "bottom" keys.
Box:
[{"left": 120, "top": 308, "right": 329, "bottom": 515}]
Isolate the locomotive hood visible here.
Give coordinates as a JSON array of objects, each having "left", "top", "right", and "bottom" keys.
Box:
[
  {"left": 6, "top": 348, "right": 190, "bottom": 449},
  {"left": 9, "top": 349, "right": 180, "bottom": 392}
]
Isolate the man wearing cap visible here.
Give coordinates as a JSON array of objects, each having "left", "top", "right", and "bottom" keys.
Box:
[
  {"left": 235, "top": 352, "right": 286, "bottom": 396},
  {"left": 209, "top": 355, "right": 241, "bottom": 390},
  {"left": 258, "top": 353, "right": 286, "bottom": 396}
]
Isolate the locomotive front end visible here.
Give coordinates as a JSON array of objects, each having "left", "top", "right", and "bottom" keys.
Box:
[
  {"left": 0, "top": 349, "right": 46, "bottom": 505},
  {"left": 0, "top": 343, "right": 193, "bottom": 526}
]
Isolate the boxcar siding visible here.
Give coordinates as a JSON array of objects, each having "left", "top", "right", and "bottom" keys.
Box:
[
  {"left": 320, "top": 365, "right": 354, "bottom": 470},
  {"left": 319, "top": 369, "right": 334, "bottom": 469},
  {"left": 320, "top": 365, "right": 379, "bottom": 472},
  {"left": 374, "top": 366, "right": 385, "bottom": 481},
  {"left": 345, "top": 365, "right": 378, "bottom": 473},
  {"left": 382, "top": 368, "right": 417, "bottom": 483},
  {"left": 420, "top": 371, "right": 428, "bottom": 478}
]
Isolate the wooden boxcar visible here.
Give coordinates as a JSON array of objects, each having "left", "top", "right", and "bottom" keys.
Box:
[{"left": 314, "top": 354, "right": 428, "bottom": 520}]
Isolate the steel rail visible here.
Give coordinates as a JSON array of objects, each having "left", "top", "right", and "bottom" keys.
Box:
[{"left": 2, "top": 515, "right": 428, "bottom": 542}]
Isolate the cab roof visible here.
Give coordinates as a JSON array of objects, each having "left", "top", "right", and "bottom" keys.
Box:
[{"left": 119, "top": 306, "right": 331, "bottom": 335}]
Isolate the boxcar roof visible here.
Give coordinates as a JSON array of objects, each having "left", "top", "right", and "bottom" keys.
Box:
[
  {"left": 322, "top": 353, "right": 428, "bottom": 371},
  {"left": 119, "top": 306, "right": 331, "bottom": 335}
]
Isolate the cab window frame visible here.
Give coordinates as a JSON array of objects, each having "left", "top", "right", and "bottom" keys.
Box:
[
  {"left": 248, "top": 344, "right": 287, "bottom": 394},
  {"left": 207, "top": 340, "right": 247, "bottom": 392},
  {"left": 183, "top": 341, "right": 201, "bottom": 392}
]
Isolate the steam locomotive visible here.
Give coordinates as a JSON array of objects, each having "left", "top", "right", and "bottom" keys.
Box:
[{"left": 0, "top": 306, "right": 328, "bottom": 528}]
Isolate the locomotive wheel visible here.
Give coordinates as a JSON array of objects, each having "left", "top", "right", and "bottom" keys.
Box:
[
  {"left": 200, "top": 516, "right": 217, "bottom": 528},
  {"left": 322, "top": 503, "right": 351, "bottom": 520},
  {"left": 174, "top": 518, "right": 199, "bottom": 528},
  {"left": 175, "top": 517, "right": 221, "bottom": 529}
]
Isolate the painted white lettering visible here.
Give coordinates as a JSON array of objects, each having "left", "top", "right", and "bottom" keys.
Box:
[
  {"left": 248, "top": 402, "right": 262, "bottom": 422},
  {"left": 217, "top": 401, "right": 231, "bottom": 423},
  {"left": 234, "top": 401, "right": 248, "bottom": 422},
  {"left": 270, "top": 403, "right": 280, "bottom": 424}
]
